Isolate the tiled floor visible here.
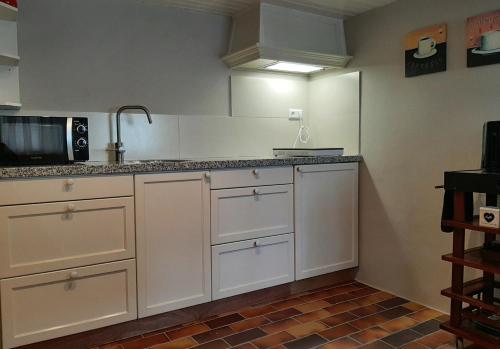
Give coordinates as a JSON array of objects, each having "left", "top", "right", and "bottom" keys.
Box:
[{"left": 98, "top": 281, "right": 460, "bottom": 349}]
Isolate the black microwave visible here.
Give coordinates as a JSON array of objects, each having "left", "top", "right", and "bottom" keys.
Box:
[{"left": 0, "top": 116, "right": 89, "bottom": 166}]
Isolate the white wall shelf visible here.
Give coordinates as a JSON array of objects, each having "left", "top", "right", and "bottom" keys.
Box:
[
  {"left": 0, "top": 2, "right": 17, "bottom": 21},
  {"left": 0, "top": 53, "right": 19, "bottom": 66},
  {"left": 0, "top": 102, "right": 21, "bottom": 110}
]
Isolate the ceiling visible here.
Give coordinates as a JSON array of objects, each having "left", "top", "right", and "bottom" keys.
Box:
[{"left": 146, "top": 0, "right": 398, "bottom": 18}]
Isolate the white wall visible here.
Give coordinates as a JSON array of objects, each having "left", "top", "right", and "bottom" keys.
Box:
[{"left": 345, "top": 0, "right": 500, "bottom": 311}]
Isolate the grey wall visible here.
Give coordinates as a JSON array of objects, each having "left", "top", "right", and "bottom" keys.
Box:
[
  {"left": 18, "top": 0, "right": 231, "bottom": 115},
  {"left": 346, "top": 0, "right": 500, "bottom": 311}
]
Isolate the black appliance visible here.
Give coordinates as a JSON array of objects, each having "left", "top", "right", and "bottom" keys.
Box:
[
  {"left": 0, "top": 116, "right": 89, "bottom": 166},
  {"left": 482, "top": 121, "right": 500, "bottom": 172}
]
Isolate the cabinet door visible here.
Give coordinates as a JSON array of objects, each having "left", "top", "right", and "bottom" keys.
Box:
[
  {"left": 294, "top": 163, "right": 358, "bottom": 280},
  {"left": 135, "top": 172, "right": 211, "bottom": 318}
]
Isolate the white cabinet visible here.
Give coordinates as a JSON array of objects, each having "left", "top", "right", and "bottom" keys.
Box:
[
  {"left": 211, "top": 184, "right": 293, "bottom": 244},
  {"left": 1, "top": 260, "right": 137, "bottom": 349},
  {"left": 135, "top": 172, "right": 211, "bottom": 318},
  {"left": 294, "top": 163, "right": 358, "bottom": 280},
  {"left": 0, "top": 197, "right": 135, "bottom": 278},
  {"left": 212, "top": 233, "right": 294, "bottom": 300}
]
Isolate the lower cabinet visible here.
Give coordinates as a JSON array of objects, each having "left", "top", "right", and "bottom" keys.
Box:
[
  {"left": 294, "top": 163, "right": 359, "bottom": 280},
  {"left": 212, "top": 233, "right": 295, "bottom": 300},
  {"left": 0, "top": 260, "right": 137, "bottom": 349},
  {"left": 135, "top": 172, "right": 212, "bottom": 317}
]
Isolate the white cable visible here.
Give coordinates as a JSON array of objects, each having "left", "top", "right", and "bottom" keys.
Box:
[{"left": 293, "top": 117, "right": 311, "bottom": 148}]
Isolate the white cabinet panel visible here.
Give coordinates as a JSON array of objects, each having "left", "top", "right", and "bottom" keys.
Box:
[
  {"left": 210, "top": 167, "right": 293, "bottom": 189},
  {"left": 135, "top": 172, "right": 211, "bottom": 317},
  {"left": 212, "top": 234, "right": 294, "bottom": 300},
  {"left": 0, "top": 175, "right": 133, "bottom": 206},
  {"left": 211, "top": 184, "right": 293, "bottom": 244},
  {"left": 295, "top": 163, "right": 358, "bottom": 280},
  {"left": 0, "top": 260, "right": 137, "bottom": 349},
  {"left": 0, "top": 197, "right": 135, "bottom": 278}
]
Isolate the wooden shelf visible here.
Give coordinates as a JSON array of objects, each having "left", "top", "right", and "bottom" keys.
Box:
[
  {"left": 0, "top": 2, "right": 17, "bottom": 21},
  {"left": 441, "top": 320, "right": 500, "bottom": 349},
  {"left": 441, "top": 216, "right": 500, "bottom": 235},
  {"left": 0, "top": 102, "right": 21, "bottom": 110},
  {"left": 443, "top": 247, "right": 500, "bottom": 274},
  {"left": 0, "top": 53, "right": 20, "bottom": 66},
  {"left": 462, "top": 307, "right": 500, "bottom": 331},
  {"left": 441, "top": 278, "right": 500, "bottom": 315}
]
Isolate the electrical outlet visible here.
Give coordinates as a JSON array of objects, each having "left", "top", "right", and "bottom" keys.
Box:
[{"left": 289, "top": 108, "right": 303, "bottom": 121}]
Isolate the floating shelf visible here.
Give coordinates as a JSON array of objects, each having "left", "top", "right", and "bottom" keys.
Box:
[
  {"left": 0, "top": 2, "right": 17, "bottom": 21},
  {"left": 441, "top": 216, "right": 500, "bottom": 235},
  {"left": 442, "top": 247, "right": 500, "bottom": 274},
  {"left": 0, "top": 53, "right": 20, "bottom": 66},
  {"left": 0, "top": 102, "right": 21, "bottom": 110}
]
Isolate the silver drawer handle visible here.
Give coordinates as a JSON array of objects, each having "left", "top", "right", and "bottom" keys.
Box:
[
  {"left": 252, "top": 169, "right": 259, "bottom": 176},
  {"left": 66, "top": 204, "right": 76, "bottom": 212},
  {"left": 253, "top": 188, "right": 261, "bottom": 195}
]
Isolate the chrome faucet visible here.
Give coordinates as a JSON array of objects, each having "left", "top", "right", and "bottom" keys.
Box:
[{"left": 114, "top": 105, "right": 152, "bottom": 163}]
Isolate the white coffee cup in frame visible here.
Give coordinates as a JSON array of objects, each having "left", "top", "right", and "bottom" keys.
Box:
[
  {"left": 418, "top": 36, "right": 436, "bottom": 56},
  {"left": 480, "top": 30, "right": 500, "bottom": 51}
]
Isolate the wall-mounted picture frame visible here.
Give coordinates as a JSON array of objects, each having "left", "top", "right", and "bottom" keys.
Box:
[
  {"left": 467, "top": 10, "right": 500, "bottom": 68},
  {"left": 405, "top": 24, "right": 447, "bottom": 78}
]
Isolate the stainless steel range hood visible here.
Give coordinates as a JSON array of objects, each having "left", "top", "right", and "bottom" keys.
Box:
[{"left": 222, "top": 2, "right": 352, "bottom": 74}]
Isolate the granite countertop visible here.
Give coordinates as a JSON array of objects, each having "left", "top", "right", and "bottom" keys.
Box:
[{"left": 0, "top": 155, "right": 362, "bottom": 179}]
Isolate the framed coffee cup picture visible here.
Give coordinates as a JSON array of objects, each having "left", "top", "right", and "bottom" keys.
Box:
[
  {"left": 405, "top": 24, "right": 447, "bottom": 78},
  {"left": 467, "top": 10, "right": 500, "bottom": 68}
]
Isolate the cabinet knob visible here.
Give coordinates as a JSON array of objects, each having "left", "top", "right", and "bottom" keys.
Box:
[
  {"left": 69, "top": 271, "right": 79, "bottom": 279},
  {"left": 66, "top": 178, "right": 75, "bottom": 186},
  {"left": 252, "top": 169, "right": 259, "bottom": 176},
  {"left": 254, "top": 240, "right": 260, "bottom": 247},
  {"left": 204, "top": 172, "right": 211, "bottom": 180},
  {"left": 296, "top": 167, "right": 302, "bottom": 172},
  {"left": 253, "top": 188, "right": 261, "bottom": 195},
  {"left": 66, "top": 204, "right": 76, "bottom": 212}
]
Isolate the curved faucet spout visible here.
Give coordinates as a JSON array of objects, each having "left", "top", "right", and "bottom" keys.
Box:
[{"left": 115, "top": 105, "right": 153, "bottom": 163}]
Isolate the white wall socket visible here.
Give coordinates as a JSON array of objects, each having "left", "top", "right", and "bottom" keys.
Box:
[{"left": 289, "top": 108, "right": 303, "bottom": 120}]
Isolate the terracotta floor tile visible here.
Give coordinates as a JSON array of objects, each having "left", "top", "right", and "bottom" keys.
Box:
[
  {"left": 325, "top": 301, "right": 359, "bottom": 315},
  {"left": 416, "top": 330, "right": 455, "bottom": 348},
  {"left": 411, "top": 319, "right": 441, "bottom": 335},
  {"left": 350, "top": 326, "right": 390, "bottom": 344},
  {"left": 408, "top": 309, "right": 444, "bottom": 323},
  {"left": 284, "top": 334, "right": 327, "bottom": 349},
  {"left": 233, "top": 343, "right": 257, "bottom": 349},
  {"left": 122, "top": 334, "right": 169, "bottom": 349},
  {"left": 358, "top": 341, "right": 393, "bottom": 349},
  {"left": 354, "top": 292, "right": 396, "bottom": 307},
  {"left": 381, "top": 329, "right": 422, "bottom": 347},
  {"left": 376, "top": 297, "right": 409, "bottom": 309},
  {"left": 193, "top": 326, "right": 234, "bottom": 344},
  {"left": 101, "top": 345, "right": 124, "bottom": 349},
  {"left": 252, "top": 331, "right": 296, "bottom": 349},
  {"left": 152, "top": 337, "right": 198, "bottom": 349},
  {"left": 400, "top": 342, "right": 429, "bottom": 349},
  {"left": 318, "top": 324, "right": 358, "bottom": 341},
  {"left": 349, "top": 315, "right": 387, "bottom": 330},
  {"left": 402, "top": 302, "right": 426, "bottom": 312},
  {"left": 435, "top": 314, "right": 450, "bottom": 323},
  {"left": 262, "top": 319, "right": 301, "bottom": 334},
  {"left": 319, "top": 337, "right": 360, "bottom": 349},
  {"left": 240, "top": 305, "right": 277, "bottom": 318},
  {"left": 206, "top": 314, "right": 246, "bottom": 329},
  {"left": 167, "top": 324, "right": 211, "bottom": 341},
  {"left": 378, "top": 306, "right": 413, "bottom": 320},
  {"left": 265, "top": 308, "right": 302, "bottom": 322},
  {"left": 327, "top": 285, "right": 364, "bottom": 296},
  {"left": 295, "top": 309, "right": 332, "bottom": 323},
  {"left": 299, "top": 290, "right": 333, "bottom": 303},
  {"left": 321, "top": 312, "right": 358, "bottom": 327},
  {"left": 379, "top": 316, "right": 418, "bottom": 333},
  {"left": 324, "top": 293, "right": 359, "bottom": 305},
  {"left": 348, "top": 287, "right": 379, "bottom": 298},
  {"left": 230, "top": 316, "right": 270, "bottom": 332},
  {"left": 271, "top": 298, "right": 305, "bottom": 310},
  {"left": 191, "top": 339, "right": 230, "bottom": 349},
  {"left": 286, "top": 321, "right": 328, "bottom": 338},
  {"left": 294, "top": 300, "right": 331, "bottom": 313},
  {"left": 225, "top": 328, "right": 267, "bottom": 346},
  {"left": 350, "top": 305, "right": 384, "bottom": 317}
]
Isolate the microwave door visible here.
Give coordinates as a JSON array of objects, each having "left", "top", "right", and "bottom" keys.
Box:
[{"left": 0, "top": 116, "right": 70, "bottom": 165}]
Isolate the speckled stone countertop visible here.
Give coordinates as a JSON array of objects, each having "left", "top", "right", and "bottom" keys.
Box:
[{"left": 0, "top": 155, "right": 362, "bottom": 179}]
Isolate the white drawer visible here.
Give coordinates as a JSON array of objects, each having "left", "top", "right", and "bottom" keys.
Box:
[
  {"left": 0, "top": 197, "right": 135, "bottom": 278},
  {"left": 0, "top": 175, "right": 133, "bottom": 206},
  {"left": 0, "top": 260, "right": 137, "bottom": 349},
  {"left": 210, "top": 167, "right": 293, "bottom": 189},
  {"left": 211, "top": 184, "right": 293, "bottom": 244},
  {"left": 212, "top": 234, "right": 294, "bottom": 300}
]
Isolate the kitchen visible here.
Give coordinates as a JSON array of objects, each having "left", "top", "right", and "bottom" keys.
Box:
[{"left": 0, "top": 1, "right": 499, "bottom": 349}]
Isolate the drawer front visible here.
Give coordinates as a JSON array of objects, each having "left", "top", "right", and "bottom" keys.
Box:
[
  {"left": 211, "top": 185, "right": 293, "bottom": 244},
  {"left": 0, "top": 197, "right": 135, "bottom": 278},
  {"left": 210, "top": 167, "right": 293, "bottom": 189},
  {"left": 0, "top": 175, "right": 133, "bottom": 206},
  {"left": 212, "top": 234, "right": 294, "bottom": 300},
  {"left": 1, "top": 260, "right": 137, "bottom": 349}
]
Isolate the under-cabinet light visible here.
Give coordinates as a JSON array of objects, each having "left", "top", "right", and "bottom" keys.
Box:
[{"left": 265, "top": 62, "right": 324, "bottom": 73}]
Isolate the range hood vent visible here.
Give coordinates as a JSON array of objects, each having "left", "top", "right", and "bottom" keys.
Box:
[{"left": 222, "top": 2, "right": 352, "bottom": 74}]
